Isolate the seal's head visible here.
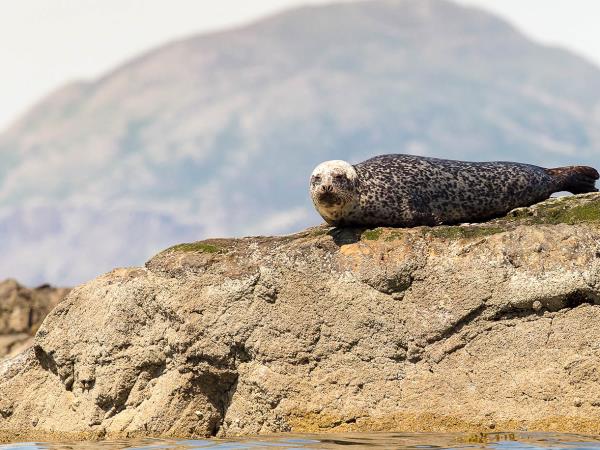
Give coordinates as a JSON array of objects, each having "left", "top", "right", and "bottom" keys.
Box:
[{"left": 309, "top": 160, "right": 359, "bottom": 225}]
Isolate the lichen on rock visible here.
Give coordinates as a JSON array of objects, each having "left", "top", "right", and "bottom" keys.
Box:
[
  {"left": 1, "top": 194, "right": 600, "bottom": 441},
  {"left": 505, "top": 193, "right": 600, "bottom": 225}
]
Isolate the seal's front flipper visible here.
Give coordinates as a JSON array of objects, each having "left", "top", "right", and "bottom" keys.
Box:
[{"left": 546, "top": 166, "right": 599, "bottom": 194}]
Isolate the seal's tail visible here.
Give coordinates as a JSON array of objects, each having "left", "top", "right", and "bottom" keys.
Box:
[{"left": 546, "top": 166, "right": 599, "bottom": 194}]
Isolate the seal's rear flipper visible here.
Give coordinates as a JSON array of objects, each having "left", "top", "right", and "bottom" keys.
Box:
[{"left": 546, "top": 166, "right": 599, "bottom": 194}]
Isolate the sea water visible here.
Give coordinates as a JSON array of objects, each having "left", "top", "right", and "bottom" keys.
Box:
[{"left": 2, "top": 432, "right": 600, "bottom": 450}]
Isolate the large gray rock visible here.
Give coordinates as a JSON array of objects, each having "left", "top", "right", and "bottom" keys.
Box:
[
  {"left": 3, "top": 0, "right": 600, "bottom": 286},
  {"left": 2, "top": 194, "right": 600, "bottom": 441}
]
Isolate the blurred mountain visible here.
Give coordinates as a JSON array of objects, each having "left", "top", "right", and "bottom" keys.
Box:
[{"left": 1, "top": 0, "right": 600, "bottom": 285}]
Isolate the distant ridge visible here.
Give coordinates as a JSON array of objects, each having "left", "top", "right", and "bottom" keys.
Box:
[{"left": 1, "top": 0, "right": 599, "bottom": 285}]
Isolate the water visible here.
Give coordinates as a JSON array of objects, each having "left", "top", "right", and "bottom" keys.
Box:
[{"left": 2, "top": 433, "right": 600, "bottom": 450}]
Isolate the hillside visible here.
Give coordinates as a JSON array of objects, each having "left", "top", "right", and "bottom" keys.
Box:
[{"left": 1, "top": 0, "right": 600, "bottom": 284}]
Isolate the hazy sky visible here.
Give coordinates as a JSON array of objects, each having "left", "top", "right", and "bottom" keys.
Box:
[{"left": 1, "top": 0, "right": 600, "bottom": 132}]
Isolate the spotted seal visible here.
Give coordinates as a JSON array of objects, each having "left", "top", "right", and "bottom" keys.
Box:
[{"left": 309, "top": 154, "right": 599, "bottom": 227}]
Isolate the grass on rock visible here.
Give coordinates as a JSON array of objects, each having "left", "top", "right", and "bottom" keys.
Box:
[{"left": 166, "top": 242, "right": 221, "bottom": 253}]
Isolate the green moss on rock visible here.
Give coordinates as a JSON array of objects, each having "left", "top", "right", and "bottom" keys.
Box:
[
  {"left": 563, "top": 203, "right": 600, "bottom": 223},
  {"left": 384, "top": 231, "right": 405, "bottom": 242},
  {"left": 507, "top": 196, "right": 600, "bottom": 225},
  {"left": 166, "top": 242, "right": 221, "bottom": 253},
  {"left": 361, "top": 228, "right": 384, "bottom": 240}
]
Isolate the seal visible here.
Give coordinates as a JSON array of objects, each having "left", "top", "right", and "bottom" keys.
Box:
[{"left": 309, "top": 154, "right": 599, "bottom": 227}]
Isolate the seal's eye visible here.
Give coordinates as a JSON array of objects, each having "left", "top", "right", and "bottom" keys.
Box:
[
  {"left": 312, "top": 175, "right": 321, "bottom": 184},
  {"left": 333, "top": 173, "right": 345, "bottom": 181}
]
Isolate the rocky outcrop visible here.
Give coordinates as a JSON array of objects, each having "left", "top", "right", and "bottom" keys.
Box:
[
  {"left": 1, "top": 194, "right": 600, "bottom": 441},
  {"left": 0, "top": 280, "right": 69, "bottom": 359}
]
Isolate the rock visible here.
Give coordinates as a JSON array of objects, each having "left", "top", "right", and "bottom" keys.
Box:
[
  {"left": 0, "top": 280, "right": 70, "bottom": 359},
  {"left": 1, "top": 193, "right": 600, "bottom": 441}
]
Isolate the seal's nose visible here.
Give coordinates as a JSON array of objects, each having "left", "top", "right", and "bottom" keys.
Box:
[{"left": 320, "top": 184, "right": 334, "bottom": 193}]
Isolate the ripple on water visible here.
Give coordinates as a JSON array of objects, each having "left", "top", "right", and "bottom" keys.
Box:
[{"left": 2, "top": 433, "right": 600, "bottom": 450}]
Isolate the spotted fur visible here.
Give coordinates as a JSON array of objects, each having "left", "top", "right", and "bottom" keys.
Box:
[{"left": 309, "top": 154, "right": 599, "bottom": 227}]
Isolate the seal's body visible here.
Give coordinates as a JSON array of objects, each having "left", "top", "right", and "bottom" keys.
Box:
[{"left": 309, "top": 154, "right": 599, "bottom": 227}]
